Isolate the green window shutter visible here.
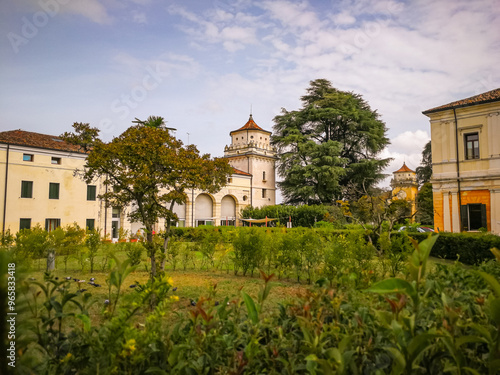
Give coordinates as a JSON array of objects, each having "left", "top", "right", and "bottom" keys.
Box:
[
  {"left": 19, "top": 218, "right": 31, "bottom": 230},
  {"left": 21, "top": 181, "right": 33, "bottom": 198},
  {"left": 87, "top": 185, "right": 96, "bottom": 201},
  {"left": 86, "top": 219, "right": 95, "bottom": 230},
  {"left": 460, "top": 205, "right": 468, "bottom": 231},
  {"left": 481, "top": 204, "right": 487, "bottom": 229},
  {"left": 49, "top": 183, "right": 59, "bottom": 199}
]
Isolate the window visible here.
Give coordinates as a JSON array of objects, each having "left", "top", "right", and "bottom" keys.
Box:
[
  {"left": 49, "top": 183, "right": 59, "bottom": 199},
  {"left": 45, "top": 218, "right": 61, "bottom": 232},
  {"left": 21, "top": 181, "right": 33, "bottom": 198},
  {"left": 112, "top": 207, "right": 120, "bottom": 218},
  {"left": 87, "top": 185, "right": 96, "bottom": 201},
  {"left": 86, "top": 219, "right": 95, "bottom": 231},
  {"left": 51, "top": 157, "right": 61, "bottom": 165},
  {"left": 227, "top": 177, "right": 233, "bottom": 183},
  {"left": 465, "top": 133, "right": 479, "bottom": 160},
  {"left": 23, "top": 154, "right": 33, "bottom": 162},
  {"left": 19, "top": 218, "right": 31, "bottom": 230},
  {"left": 263, "top": 171, "right": 266, "bottom": 181},
  {"left": 262, "top": 189, "right": 267, "bottom": 198},
  {"left": 220, "top": 220, "right": 235, "bottom": 226},
  {"left": 461, "top": 204, "right": 487, "bottom": 231}
]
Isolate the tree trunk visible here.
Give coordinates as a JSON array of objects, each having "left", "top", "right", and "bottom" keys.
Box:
[
  {"left": 161, "top": 208, "right": 174, "bottom": 272},
  {"left": 46, "top": 249, "right": 55, "bottom": 272}
]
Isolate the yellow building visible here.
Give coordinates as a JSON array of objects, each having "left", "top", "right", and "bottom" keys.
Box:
[
  {"left": 0, "top": 115, "right": 277, "bottom": 237},
  {"left": 423, "top": 88, "right": 500, "bottom": 234},
  {"left": 0, "top": 130, "right": 106, "bottom": 234},
  {"left": 390, "top": 162, "right": 418, "bottom": 221}
]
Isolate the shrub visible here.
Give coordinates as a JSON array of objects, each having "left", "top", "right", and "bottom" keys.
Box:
[
  {"left": 124, "top": 242, "right": 144, "bottom": 266},
  {"left": 232, "top": 228, "right": 264, "bottom": 276},
  {"left": 393, "top": 232, "right": 499, "bottom": 265}
]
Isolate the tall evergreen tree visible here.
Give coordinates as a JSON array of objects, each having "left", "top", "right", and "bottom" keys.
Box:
[
  {"left": 416, "top": 140, "right": 432, "bottom": 185},
  {"left": 272, "top": 79, "right": 391, "bottom": 204}
]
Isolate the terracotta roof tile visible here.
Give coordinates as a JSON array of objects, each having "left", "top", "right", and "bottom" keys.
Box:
[
  {"left": 232, "top": 167, "right": 252, "bottom": 176},
  {"left": 423, "top": 88, "right": 500, "bottom": 114},
  {"left": 394, "top": 162, "right": 415, "bottom": 173},
  {"left": 0, "top": 130, "right": 85, "bottom": 154},
  {"left": 230, "top": 115, "right": 271, "bottom": 135}
]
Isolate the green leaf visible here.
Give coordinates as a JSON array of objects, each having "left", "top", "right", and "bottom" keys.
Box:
[
  {"left": 477, "top": 271, "right": 500, "bottom": 298},
  {"left": 409, "top": 235, "right": 438, "bottom": 283},
  {"left": 407, "top": 333, "right": 439, "bottom": 364},
  {"left": 168, "top": 344, "right": 190, "bottom": 367},
  {"left": 145, "top": 367, "right": 169, "bottom": 374},
  {"left": 366, "top": 278, "right": 418, "bottom": 306},
  {"left": 385, "top": 347, "right": 406, "bottom": 374},
  {"left": 241, "top": 291, "right": 259, "bottom": 324},
  {"left": 489, "top": 297, "right": 500, "bottom": 325},
  {"left": 75, "top": 314, "right": 91, "bottom": 332}
]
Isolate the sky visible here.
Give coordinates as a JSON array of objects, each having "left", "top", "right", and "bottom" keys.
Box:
[{"left": 1, "top": 0, "right": 499, "bottom": 202}]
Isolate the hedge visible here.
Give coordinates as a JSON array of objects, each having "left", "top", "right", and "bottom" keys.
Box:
[{"left": 392, "top": 232, "right": 498, "bottom": 265}]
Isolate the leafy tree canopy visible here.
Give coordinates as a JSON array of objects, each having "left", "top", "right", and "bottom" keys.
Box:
[
  {"left": 272, "top": 79, "right": 391, "bottom": 204},
  {"left": 61, "top": 116, "right": 233, "bottom": 279},
  {"left": 416, "top": 140, "right": 432, "bottom": 185}
]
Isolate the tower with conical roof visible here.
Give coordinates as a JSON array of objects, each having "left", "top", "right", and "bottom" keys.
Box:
[
  {"left": 391, "top": 162, "right": 418, "bottom": 221},
  {"left": 224, "top": 115, "right": 277, "bottom": 207}
]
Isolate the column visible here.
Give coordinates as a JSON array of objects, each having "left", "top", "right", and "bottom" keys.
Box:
[
  {"left": 491, "top": 190, "right": 499, "bottom": 235},
  {"left": 451, "top": 192, "right": 460, "bottom": 233},
  {"left": 443, "top": 192, "right": 451, "bottom": 232}
]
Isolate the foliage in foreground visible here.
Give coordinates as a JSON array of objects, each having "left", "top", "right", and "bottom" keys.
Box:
[{"left": 5, "top": 239, "right": 500, "bottom": 374}]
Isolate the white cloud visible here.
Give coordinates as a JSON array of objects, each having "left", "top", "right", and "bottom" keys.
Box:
[{"left": 132, "top": 11, "right": 147, "bottom": 24}]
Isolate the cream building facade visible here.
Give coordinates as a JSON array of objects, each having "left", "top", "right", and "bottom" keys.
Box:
[
  {"left": 423, "top": 88, "right": 500, "bottom": 234},
  {"left": 0, "top": 115, "right": 277, "bottom": 238}
]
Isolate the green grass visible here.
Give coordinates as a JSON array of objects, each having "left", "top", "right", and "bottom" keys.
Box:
[{"left": 21, "top": 248, "right": 305, "bottom": 325}]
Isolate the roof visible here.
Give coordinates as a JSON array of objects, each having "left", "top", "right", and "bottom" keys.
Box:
[
  {"left": 0, "top": 130, "right": 85, "bottom": 154},
  {"left": 394, "top": 162, "right": 415, "bottom": 174},
  {"left": 232, "top": 167, "right": 252, "bottom": 176},
  {"left": 230, "top": 115, "right": 272, "bottom": 135},
  {"left": 423, "top": 88, "right": 500, "bottom": 115}
]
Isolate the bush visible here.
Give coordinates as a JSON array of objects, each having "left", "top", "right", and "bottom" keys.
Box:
[
  {"left": 232, "top": 228, "right": 264, "bottom": 276},
  {"left": 123, "top": 242, "right": 144, "bottom": 266},
  {"left": 392, "top": 232, "right": 499, "bottom": 265}
]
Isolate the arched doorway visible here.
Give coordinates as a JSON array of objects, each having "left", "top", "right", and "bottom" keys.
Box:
[
  {"left": 195, "top": 194, "right": 213, "bottom": 226},
  {"left": 220, "top": 195, "right": 236, "bottom": 226}
]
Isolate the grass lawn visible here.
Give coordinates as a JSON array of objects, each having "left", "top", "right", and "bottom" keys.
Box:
[{"left": 22, "top": 250, "right": 306, "bottom": 325}]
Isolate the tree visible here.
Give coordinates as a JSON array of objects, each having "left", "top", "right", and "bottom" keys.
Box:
[
  {"left": 61, "top": 116, "right": 233, "bottom": 282},
  {"left": 415, "top": 182, "right": 434, "bottom": 225},
  {"left": 346, "top": 190, "right": 412, "bottom": 245},
  {"left": 272, "top": 79, "right": 391, "bottom": 204},
  {"left": 415, "top": 141, "right": 433, "bottom": 225},
  {"left": 416, "top": 140, "right": 432, "bottom": 186}
]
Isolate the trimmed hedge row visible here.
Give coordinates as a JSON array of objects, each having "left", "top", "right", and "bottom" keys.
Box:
[
  {"left": 166, "top": 227, "right": 499, "bottom": 265},
  {"left": 391, "top": 232, "right": 498, "bottom": 265}
]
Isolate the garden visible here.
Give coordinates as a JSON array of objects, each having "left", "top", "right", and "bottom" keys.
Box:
[{"left": 1, "top": 224, "right": 500, "bottom": 375}]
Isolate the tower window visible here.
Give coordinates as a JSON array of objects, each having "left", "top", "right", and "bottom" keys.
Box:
[
  {"left": 262, "top": 189, "right": 266, "bottom": 198},
  {"left": 263, "top": 171, "right": 266, "bottom": 181}
]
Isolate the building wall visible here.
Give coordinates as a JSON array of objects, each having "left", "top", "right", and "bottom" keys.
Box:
[
  {"left": 0, "top": 120, "right": 278, "bottom": 235},
  {"left": 0, "top": 144, "right": 104, "bottom": 233},
  {"left": 426, "top": 101, "right": 500, "bottom": 234}
]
